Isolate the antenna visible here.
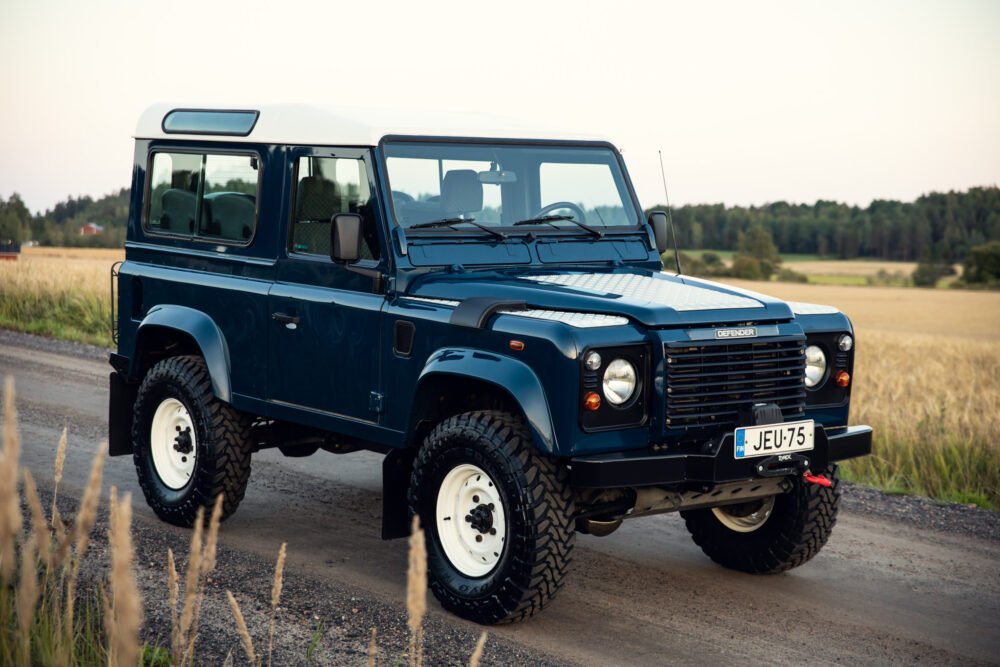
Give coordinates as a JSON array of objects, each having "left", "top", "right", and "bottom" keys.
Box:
[{"left": 658, "top": 150, "right": 683, "bottom": 275}]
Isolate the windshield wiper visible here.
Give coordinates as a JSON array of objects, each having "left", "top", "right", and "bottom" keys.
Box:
[
  {"left": 512, "top": 215, "right": 603, "bottom": 239},
  {"left": 409, "top": 217, "right": 507, "bottom": 241}
]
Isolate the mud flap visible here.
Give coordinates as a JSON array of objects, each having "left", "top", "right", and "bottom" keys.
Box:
[
  {"left": 382, "top": 448, "right": 416, "bottom": 539},
  {"left": 108, "top": 372, "right": 137, "bottom": 456}
]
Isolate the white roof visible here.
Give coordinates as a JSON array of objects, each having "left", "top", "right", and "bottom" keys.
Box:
[{"left": 134, "top": 103, "right": 612, "bottom": 146}]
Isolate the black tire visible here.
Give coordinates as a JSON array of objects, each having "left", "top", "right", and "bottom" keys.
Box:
[
  {"left": 408, "top": 411, "right": 575, "bottom": 624},
  {"left": 132, "top": 355, "right": 252, "bottom": 527},
  {"left": 681, "top": 465, "right": 841, "bottom": 574}
]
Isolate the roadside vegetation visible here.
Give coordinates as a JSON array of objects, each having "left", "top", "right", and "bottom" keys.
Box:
[
  {"left": 0, "top": 248, "right": 115, "bottom": 347},
  {"left": 728, "top": 280, "right": 1000, "bottom": 510},
  {"left": 0, "top": 378, "right": 487, "bottom": 666},
  {"left": 1, "top": 245, "right": 999, "bottom": 511}
]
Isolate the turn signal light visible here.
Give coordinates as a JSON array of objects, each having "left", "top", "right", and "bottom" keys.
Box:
[
  {"left": 509, "top": 340, "right": 525, "bottom": 351},
  {"left": 583, "top": 392, "right": 602, "bottom": 411},
  {"left": 835, "top": 370, "right": 851, "bottom": 388}
]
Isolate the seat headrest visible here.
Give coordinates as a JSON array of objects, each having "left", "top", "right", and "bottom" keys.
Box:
[
  {"left": 297, "top": 176, "right": 339, "bottom": 221},
  {"left": 441, "top": 170, "right": 483, "bottom": 215}
]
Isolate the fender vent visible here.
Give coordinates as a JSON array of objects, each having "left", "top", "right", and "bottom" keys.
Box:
[{"left": 393, "top": 320, "right": 416, "bottom": 357}]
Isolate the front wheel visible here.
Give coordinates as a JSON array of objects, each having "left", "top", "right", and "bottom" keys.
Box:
[
  {"left": 132, "top": 355, "right": 253, "bottom": 527},
  {"left": 408, "top": 411, "right": 575, "bottom": 624},
  {"left": 681, "top": 464, "right": 841, "bottom": 574}
]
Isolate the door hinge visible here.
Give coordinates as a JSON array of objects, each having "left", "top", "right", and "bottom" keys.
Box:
[{"left": 369, "top": 391, "right": 385, "bottom": 414}]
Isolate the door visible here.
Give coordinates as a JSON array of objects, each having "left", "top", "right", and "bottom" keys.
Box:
[{"left": 267, "top": 148, "right": 387, "bottom": 423}]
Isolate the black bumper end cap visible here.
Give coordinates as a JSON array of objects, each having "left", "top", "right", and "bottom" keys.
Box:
[{"left": 826, "top": 425, "right": 873, "bottom": 462}]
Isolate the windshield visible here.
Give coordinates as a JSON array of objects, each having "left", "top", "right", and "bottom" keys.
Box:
[{"left": 383, "top": 141, "right": 641, "bottom": 230}]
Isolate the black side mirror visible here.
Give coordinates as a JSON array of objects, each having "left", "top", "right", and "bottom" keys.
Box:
[
  {"left": 648, "top": 211, "right": 669, "bottom": 254},
  {"left": 330, "top": 213, "right": 362, "bottom": 263}
]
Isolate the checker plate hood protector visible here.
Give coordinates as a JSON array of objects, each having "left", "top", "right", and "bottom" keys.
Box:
[{"left": 409, "top": 269, "right": 794, "bottom": 328}]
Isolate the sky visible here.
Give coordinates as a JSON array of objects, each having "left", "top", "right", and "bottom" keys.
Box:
[{"left": 0, "top": 0, "right": 998, "bottom": 214}]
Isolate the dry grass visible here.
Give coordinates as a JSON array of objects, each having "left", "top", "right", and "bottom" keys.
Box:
[
  {"left": 783, "top": 259, "right": 920, "bottom": 277},
  {"left": 1, "top": 376, "right": 490, "bottom": 665},
  {"left": 171, "top": 496, "right": 224, "bottom": 666},
  {"left": 106, "top": 486, "right": 141, "bottom": 667},
  {"left": 21, "top": 246, "right": 125, "bottom": 262},
  {"left": 469, "top": 631, "right": 488, "bottom": 667},
  {"left": 726, "top": 280, "right": 1000, "bottom": 507},
  {"left": 0, "top": 247, "right": 121, "bottom": 346},
  {"left": 727, "top": 280, "right": 1000, "bottom": 341},
  {"left": 227, "top": 590, "right": 256, "bottom": 666},
  {"left": 1, "top": 377, "right": 117, "bottom": 665},
  {"left": 406, "top": 515, "right": 427, "bottom": 667}
]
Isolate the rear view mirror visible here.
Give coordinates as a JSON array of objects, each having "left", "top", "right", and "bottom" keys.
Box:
[
  {"left": 648, "top": 211, "right": 669, "bottom": 254},
  {"left": 478, "top": 170, "right": 518, "bottom": 184},
  {"left": 330, "top": 213, "right": 362, "bottom": 263}
]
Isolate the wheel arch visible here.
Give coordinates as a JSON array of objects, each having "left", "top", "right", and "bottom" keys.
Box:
[
  {"left": 409, "top": 348, "right": 558, "bottom": 456},
  {"left": 129, "top": 305, "right": 233, "bottom": 403}
]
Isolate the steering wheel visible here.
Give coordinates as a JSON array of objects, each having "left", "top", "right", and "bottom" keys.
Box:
[{"left": 534, "top": 201, "right": 587, "bottom": 224}]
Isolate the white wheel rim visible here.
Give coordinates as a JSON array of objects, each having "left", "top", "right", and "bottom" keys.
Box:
[
  {"left": 712, "top": 496, "right": 775, "bottom": 533},
  {"left": 150, "top": 398, "right": 197, "bottom": 490},
  {"left": 435, "top": 463, "right": 507, "bottom": 577}
]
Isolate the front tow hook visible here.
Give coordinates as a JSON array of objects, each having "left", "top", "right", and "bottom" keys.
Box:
[{"left": 803, "top": 471, "right": 833, "bottom": 487}]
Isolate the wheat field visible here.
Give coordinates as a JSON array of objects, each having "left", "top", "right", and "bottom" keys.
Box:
[
  {"left": 726, "top": 279, "right": 1000, "bottom": 506},
  {"left": 2, "top": 249, "right": 998, "bottom": 506},
  {"left": 0, "top": 247, "right": 119, "bottom": 346}
]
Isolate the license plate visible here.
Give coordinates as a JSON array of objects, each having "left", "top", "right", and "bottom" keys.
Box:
[{"left": 734, "top": 420, "right": 814, "bottom": 459}]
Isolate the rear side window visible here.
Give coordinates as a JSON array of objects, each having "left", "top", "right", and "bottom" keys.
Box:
[
  {"left": 290, "top": 156, "right": 379, "bottom": 259},
  {"left": 146, "top": 151, "right": 260, "bottom": 243}
]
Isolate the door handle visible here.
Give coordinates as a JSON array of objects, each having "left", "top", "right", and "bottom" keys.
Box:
[{"left": 271, "top": 312, "right": 300, "bottom": 328}]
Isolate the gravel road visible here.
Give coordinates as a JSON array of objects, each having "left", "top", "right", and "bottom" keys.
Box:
[{"left": 2, "top": 329, "right": 998, "bottom": 666}]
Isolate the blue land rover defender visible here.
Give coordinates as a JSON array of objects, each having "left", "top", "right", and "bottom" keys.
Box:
[{"left": 109, "top": 105, "right": 872, "bottom": 624}]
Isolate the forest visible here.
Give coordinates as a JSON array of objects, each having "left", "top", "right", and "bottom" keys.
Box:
[
  {"left": 2, "top": 185, "right": 999, "bottom": 261},
  {"left": 657, "top": 186, "right": 1000, "bottom": 262}
]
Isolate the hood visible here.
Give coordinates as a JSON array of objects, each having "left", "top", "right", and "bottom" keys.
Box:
[{"left": 408, "top": 268, "right": 794, "bottom": 328}]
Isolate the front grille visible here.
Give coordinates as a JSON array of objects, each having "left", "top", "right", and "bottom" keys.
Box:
[{"left": 665, "top": 339, "right": 806, "bottom": 432}]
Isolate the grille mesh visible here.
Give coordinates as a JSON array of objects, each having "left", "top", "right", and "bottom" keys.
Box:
[{"left": 665, "top": 339, "right": 806, "bottom": 432}]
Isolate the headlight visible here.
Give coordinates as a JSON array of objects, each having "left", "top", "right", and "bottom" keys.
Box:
[
  {"left": 603, "top": 359, "right": 637, "bottom": 405},
  {"left": 838, "top": 334, "right": 854, "bottom": 352},
  {"left": 804, "top": 345, "right": 827, "bottom": 388}
]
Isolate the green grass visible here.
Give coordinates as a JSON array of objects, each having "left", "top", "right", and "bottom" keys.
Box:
[
  {"left": 841, "top": 432, "right": 999, "bottom": 511},
  {"left": 684, "top": 249, "right": 822, "bottom": 263},
  {"left": 806, "top": 274, "right": 870, "bottom": 286},
  {"left": 0, "top": 293, "right": 112, "bottom": 348}
]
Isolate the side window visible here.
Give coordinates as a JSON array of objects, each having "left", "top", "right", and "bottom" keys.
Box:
[
  {"left": 290, "top": 156, "right": 379, "bottom": 260},
  {"left": 146, "top": 151, "right": 259, "bottom": 243}
]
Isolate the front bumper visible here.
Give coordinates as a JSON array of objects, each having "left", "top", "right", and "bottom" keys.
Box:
[{"left": 570, "top": 425, "right": 872, "bottom": 489}]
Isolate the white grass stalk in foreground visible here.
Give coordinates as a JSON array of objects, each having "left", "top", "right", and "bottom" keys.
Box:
[
  {"left": 407, "top": 515, "right": 427, "bottom": 667},
  {"left": 1, "top": 376, "right": 23, "bottom": 585},
  {"left": 51, "top": 427, "right": 67, "bottom": 528},
  {"left": 171, "top": 494, "right": 224, "bottom": 666},
  {"left": 61, "top": 440, "right": 107, "bottom": 651},
  {"left": 267, "top": 542, "right": 286, "bottom": 667},
  {"left": 469, "top": 631, "right": 488, "bottom": 667},
  {"left": 227, "top": 590, "right": 256, "bottom": 665},
  {"left": 107, "top": 486, "right": 142, "bottom": 667},
  {"left": 368, "top": 627, "right": 378, "bottom": 667}
]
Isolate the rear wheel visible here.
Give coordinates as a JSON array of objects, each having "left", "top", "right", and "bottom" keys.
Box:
[
  {"left": 408, "top": 411, "right": 575, "bottom": 624},
  {"left": 133, "top": 355, "right": 252, "bottom": 527},
  {"left": 681, "top": 465, "right": 840, "bottom": 573}
]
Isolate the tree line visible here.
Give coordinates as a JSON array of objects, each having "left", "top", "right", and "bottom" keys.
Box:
[
  {"left": 3, "top": 184, "right": 999, "bottom": 258},
  {"left": 0, "top": 189, "right": 129, "bottom": 248},
  {"left": 650, "top": 186, "right": 1000, "bottom": 262}
]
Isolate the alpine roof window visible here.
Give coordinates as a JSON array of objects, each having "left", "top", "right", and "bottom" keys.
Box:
[{"left": 162, "top": 109, "right": 259, "bottom": 136}]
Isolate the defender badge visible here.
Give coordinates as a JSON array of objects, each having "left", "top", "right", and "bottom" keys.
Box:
[{"left": 715, "top": 327, "right": 757, "bottom": 339}]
